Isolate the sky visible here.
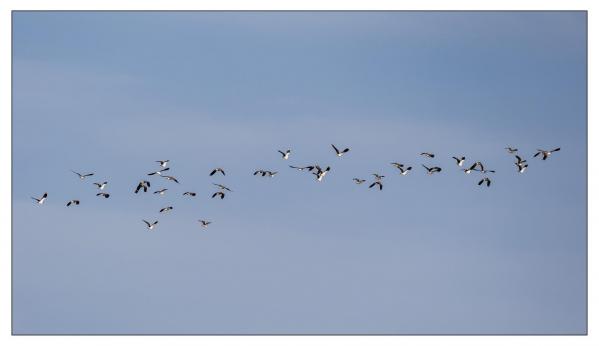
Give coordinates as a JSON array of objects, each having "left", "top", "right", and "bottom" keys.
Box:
[{"left": 12, "top": 11, "right": 587, "bottom": 334}]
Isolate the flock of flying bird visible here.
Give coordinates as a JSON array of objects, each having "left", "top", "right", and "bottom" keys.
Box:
[{"left": 30, "top": 145, "right": 561, "bottom": 231}]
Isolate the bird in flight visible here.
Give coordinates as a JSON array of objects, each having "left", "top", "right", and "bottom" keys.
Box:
[
  {"left": 462, "top": 162, "right": 478, "bottom": 174},
  {"left": 162, "top": 175, "right": 179, "bottom": 183},
  {"left": 66, "top": 199, "right": 80, "bottom": 207},
  {"left": 515, "top": 155, "right": 527, "bottom": 165},
  {"left": 505, "top": 147, "right": 518, "bottom": 154},
  {"left": 289, "top": 165, "right": 316, "bottom": 172},
  {"left": 420, "top": 152, "right": 435, "bottom": 158},
  {"left": 213, "top": 183, "right": 232, "bottom": 191},
  {"left": 72, "top": 170, "right": 94, "bottom": 180},
  {"left": 154, "top": 188, "right": 168, "bottom": 195},
  {"left": 313, "top": 166, "right": 331, "bottom": 181},
  {"left": 390, "top": 162, "right": 405, "bottom": 169},
  {"left": 398, "top": 166, "right": 412, "bottom": 175},
  {"left": 199, "top": 220, "right": 212, "bottom": 228},
  {"left": 478, "top": 177, "right": 492, "bottom": 187},
  {"left": 422, "top": 165, "right": 442, "bottom": 174},
  {"left": 210, "top": 168, "right": 225, "bottom": 176},
  {"left": 134, "top": 180, "right": 151, "bottom": 193},
  {"left": 452, "top": 156, "right": 466, "bottom": 166},
  {"left": 515, "top": 162, "right": 528, "bottom": 173},
  {"left": 148, "top": 167, "right": 170, "bottom": 176},
  {"left": 212, "top": 191, "right": 226, "bottom": 199},
  {"left": 96, "top": 192, "right": 110, "bottom": 198},
  {"left": 31, "top": 192, "right": 48, "bottom": 204},
  {"left": 353, "top": 178, "right": 366, "bottom": 184},
  {"left": 93, "top": 181, "right": 108, "bottom": 190},
  {"left": 142, "top": 220, "right": 158, "bottom": 230},
  {"left": 369, "top": 181, "right": 383, "bottom": 190},
  {"left": 534, "top": 148, "right": 561, "bottom": 160},
  {"left": 159, "top": 206, "right": 173, "bottom": 213},
  {"left": 254, "top": 170, "right": 278, "bottom": 177},
  {"left": 156, "top": 160, "right": 170, "bottom": 167},
  {"left": 332, "top": 144, "right": 350, "bottom": 157},
  {"left": 183, "top": 192, "right": 196, "bottom": 197},
  {"left": 278, "top": 149, "right": 291, "bottom": 160}
]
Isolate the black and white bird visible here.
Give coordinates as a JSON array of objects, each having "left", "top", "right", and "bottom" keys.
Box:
[
  {"left": 154, "top": 188, "right": 168, "bottom": 195},
  {"left": 515, "top": 162, "right": 529, "bottom": 173},
  {"left": 420, "top": 152, "right": 435, "bottom": 158},
  {"left": 478, "top": 177, "right": 492, "bottom": 187},
  {"left": 353, "top": 178, "right": 366, "bottom": 184},
  {"left": 212, "top": 183, "right": 232, "bottom": 191},
  {"left": 93, "top": 181, "right": 108, "bottom": 190},
  {"left": 156, "top": 160, "right": 170, "bottom": 168},
  {"left": 210, "top": 168, "right": 226, "bottom": 176},
  {"left": 162, "top": 175, "right": 179, "bottom": 184},
  {"left": 159, "top": 206, "right": 173, "bottom": 213},
  {"left": 372, "top": 173, "right": 385, "bottom": 181},
  {"left": 142, "top": 220, "right": 158, "bottom": 230},
  {"left": 96, "top": 192, "right": 110, "bottom": 198},
  {"left": 278, "top": 149, "right": 291, "bottom": 160},
  {"left": 471, "top": 161, "right": 485, "bottom": 171},
  {"left": 369, "top": 181, "right": 383, "bottom": 190},
  {"left": 198, "top": 220, "right": 212, "bottom": 228},
  {"left": 505, "top": 147, "right": 518, "bottom": 154},
  {"left": 422, "top": 165, "right": 442, "bottom": 174},
  {"left": 398, "top": 166, "right": 412, "bottom": 175},
  {"left": 254, "top": 170, "right": 276, "bottom": 177},
  {"left": 66, "top": 199, "right": 80, "bottom": 207},
  {"left": 183, "top": 192, "right": 197, "bottom": 197},
  {"left": 534, "top": 148, "right": 561, "bottom": 160},
  {"left": 462, "top": 162, "right": 478, "bottom": 174},
  {"left": 390, "top": 162, "right": 405, "bottom": 169},
  {"left": 212, "top": 191, "right": 226, "bottom": 199},
  {"left": 515, "top": 155, "right": 527, "bottom": 165},
  {"left": 134, "top": 180, "right": 151, "bottom": 193},
  {"left": 148, "top": 167, "right": 170, "bottom": 176},
  {"left": 313, "top": 166, "right": 331, "bottom": 181},
  {"left": 332, "top": 144, "right": 350, "bottom": 157},
  {"left": 452, "top": 156, "right": 466, "bottom": 167},
  {"left": 72, "top": 170, "right": 94, "bottom": 180},
  {"left": 289, "top": 165, "right": 316, "bottom": 172},
  {"left": 31, "top": 192, "right": 48, "bottom": 204}
]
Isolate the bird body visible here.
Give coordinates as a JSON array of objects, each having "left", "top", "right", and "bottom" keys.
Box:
[
  {"left": 143, "top": 220, "right": 158, "bottom": 230},
  {"left": 31, "top": 192, "right": 48, "bottom": 204},
  {"left": 332, "top": 144, "right": 350, "bottom": 157},
  {"left": 135, "top": 180, "right": 151, "bottom": 193},
  {"left": 452, "top": 156, "right": 466, "bottom": 166},
  {"left": 159, "top": 206, "right": 173, "bottom": 213},
  {"left": 154, "top": 188, "right": 168, "bottom": 195},
  {"left": 148, "top": 167, "right": 170, "bottom": 176},
  {"left": 199, "top": 220, "right": 212, "bottom": 228},
  {"left": 93, "top": 181, "right": 108, "bottom": 190},
  {"left": 96, "top": 192, "right": 110, "bottom": 198},
  {"left": 353, "top": 178, "right": 366, "bottom": 184},
  {"left": 156, "top": 160, "right": 170, "bottom": 167},
  {"left": 66, "top": 199, "right": 80, "bottom": 207},
  {"left": 278, "top": 149, "right": 291, "bottom": 160}
]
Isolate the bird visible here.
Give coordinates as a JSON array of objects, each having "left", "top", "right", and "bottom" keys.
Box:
[
  {"left": 422, "top": 165, "right": 442, "bottom": 174},
  {"left": 210, "top": 168, "right": 225, "bottom": 176},
  {"left": 66, "top": 199, "right": 80, "bottom": 207},
  {"left": 156, "top": 160, "right": 170, "bottom": 167},
  {"left": 353, "top": 178, "right": 366, "bottom": 184},
  {"left": 332, "top": 144, "right": 350, "bottom": 157},
  {"left": 153, "top": 188, "right": 168, "bottom": 195},
  {"left": 289, "top": 165, "right": 316, "bottom": 171},
  {"left": 183, "top": 192, "right": 197, "bottom": 197},
  {"left": 96, "top": 192, "right": 110, "bottom": 198},
  {"left": 505, "top": 147, "right": 518, "bottom": 154},
  {"left": 134, "top": 180, "right": 151, "bottom": 193},
  {"left": 369, "top": 181, "right": 383, "bottom": 190},
  {"left": 452, "top": 156, "right": 466, "bottom": 166},
  {"left": 93, "top": 181, "right": 108, "bottom": 190},
  {"left": 313, "top": 166, "right": 331, "bottom": 181},
  {"left": 142, "top": 220, "right": 158, "bottom": 230},
  {"left": 398, "top": 166, "right": 412, "bottom": 175},
  {"left": 471, "top": 161, "right": 485, "bottom": 171},
  {"left": 71, "top": 170, "right": 94, "bottom": 180},
  {"left": 390, "top": 162, "right": 405, "bottom": 169},
  {"left": 31, "top": 192, "right": 48, "bottom": 204},
  {"left": 162, "top": 175, "right": 179, "bottom": 183},
  {"left": 515, "top": 155, "right": 527, "bottom": 165},
  {"left": 278, "top": 149, "right": 291, "bottom": 160},
  {"left": 480, "top": 169, "right": 496, "bottom": 174},
  {"left": 420, "top": 152, "right": 435, "bottom": 158},
  {"left": 212, "top": 183, "right": 232, "bottom": 191},
  {"left": 534, "top": 148, "right": 561, "bottom": 160},
  {"left": 147, "top": 167, "right": 170, "bottom": 176},
  {"left": 515, "top": 162, "right": 529, "bottom": 173},
  {"left": 212, "top": 191, "right": 225, "bottom": 199},
  {"left": 254, "top": 170, "right": 277, "bottom": 177},
  {"left": 478, "top": 177, "right": 492, "bottom": 187},
  {"left": 159, "top": 206, "right": 173, "bottom": 213},
  {"left": 372, "top": 173, "right": 385, "bottom": 181},
  {"left": 462, "top": 162, "right": 478, "bottom": 174},
  {"left": 198, "top": 220, "right": 212, "bottom": 228}
]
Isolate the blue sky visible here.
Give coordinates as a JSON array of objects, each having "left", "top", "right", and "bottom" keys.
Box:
[{"left": 12, "top": 11, "right": 586, "bottom": 334}]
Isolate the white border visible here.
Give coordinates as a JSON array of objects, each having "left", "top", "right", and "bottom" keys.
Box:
[{"left": 1, "top": 1, "right": 594, "bottom": 345}]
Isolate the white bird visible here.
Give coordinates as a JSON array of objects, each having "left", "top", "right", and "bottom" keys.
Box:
[
  {"left": 66, "top": 199, "right": 80, "bottom": 207},
  {"left": 159, "top": 206, "right": 173, "bottom": 213},
  {"left": 154, "top": 188, "right": 168, "bottom": 195},
  {"left": 142, "top": 220, "right": 158, "bottom": 230},
  {"left": 162, "top": 175, "right": 179, "bottom": 183},
  {"left": 452, "top": 156, "right": 466, "bottom": 166},
  {"left": 96, "top": 192, "right": 110, "bottom": 198},
  {"left": 422, "top": 165, "right": 442, "bottom": 174},
  {"left": 199, "top": 220, "right": 212, "bottom": 228},
  {"left": 210, "top": 168, "right": 226, "bottom": 176},
  {"left": 148, "top": 167, "right": 170, "bottom": 176},
  {"left": 31, "top": 192, "right": 48, "bottom": 204},
  {"left": 93, "top": 181, "right": 108, "bottom": 190},
  {"left": 332, "top": 144, "right": 350, "bottom": 157},
  {"left": 134, "top": 180, "right": 151, "bottom": 193},
  {"left": 278, "top": 149, "right": 291, "bottom": 160},
  {"left": 534, "top": 148, "right": 561, "bottom": 160},
  {"left": 72, "top": 170, "right": 94, "bottom": 180},
  {"left": 478, "top": 177, "right": 492, "bottom": 187},
  {"left": 156, "top": 160, "right": 170, "bottom": 167}
]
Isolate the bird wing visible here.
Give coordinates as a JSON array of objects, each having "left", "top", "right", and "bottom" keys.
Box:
[{"left": 331, "top": 144, "right": 340, "bottom": 154}]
